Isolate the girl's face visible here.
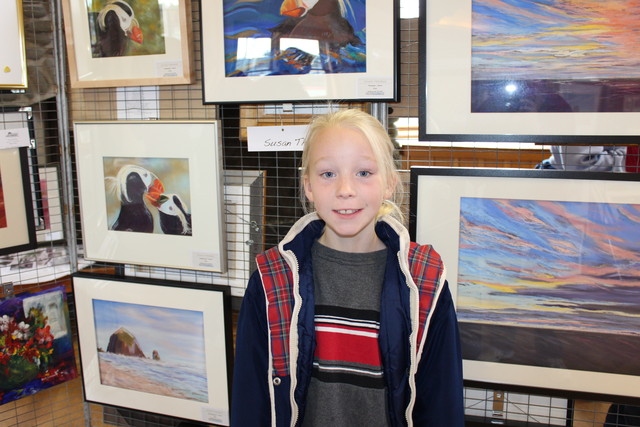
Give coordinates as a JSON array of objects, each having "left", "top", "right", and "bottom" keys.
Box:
[{"left": 303, "top": 126, "right": 392, "bottom": 253}]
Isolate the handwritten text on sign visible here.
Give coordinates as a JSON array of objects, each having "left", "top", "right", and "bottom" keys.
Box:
[{"left": 247, "top": 125, "right": 309, "bottom": 152}]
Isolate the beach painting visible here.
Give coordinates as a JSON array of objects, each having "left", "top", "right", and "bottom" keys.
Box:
[
  {"left": 457, "top": 197, "right": 640, "bottom": 375},
  {"left": 92, "top": 299, "right": 208, "bottom": 402},
  {"left": 471, "top": 0, "right": 640, "bottom": 112}
]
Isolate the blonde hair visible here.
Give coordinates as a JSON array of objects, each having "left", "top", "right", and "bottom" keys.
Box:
[{"left": 300, "top": 109, "right": 404, "bottom": 222}]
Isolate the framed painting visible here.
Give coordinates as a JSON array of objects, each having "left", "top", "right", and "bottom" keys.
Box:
[
  {"left": 74, "top": 120, "right": 226, "bottom": 272},
  {"left": 410, "top": 167, "right": 640, "bottom": 400},
  {"left": 0, "top": 285, "right": 78, "bottom": 405},
  {"left": 201, "top": 0, "right": 398, "bottom": 103},
  {"left": 0, "top": 0, "right": 27, "bottom": 89},
  {"left": 72, "top": 274, "right": 232, "bottom": 425},
  {"left": 0, "top": 147, "right": 37, "bottom": 256},
  {"left": 61, "top": 0, "right": 193, "bottom": 88},
  {"left": 419, "top": 0, "right": 640, "bottom": 143},
  {"left": 35, "top": 167, "right": 64, "bottom": 243}
]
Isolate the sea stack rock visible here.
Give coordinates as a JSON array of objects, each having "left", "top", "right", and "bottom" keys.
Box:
[
  {"left": 152, "top": 350, "right": 160, "bottom": 361},
  {"left": 106, "top": 327, "right": 146, "bottom": 358}
]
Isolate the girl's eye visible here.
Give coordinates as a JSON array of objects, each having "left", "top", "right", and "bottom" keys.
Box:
[
  {"left": 321, "top": 171, "right": 335, "bottom": 178},
  {"left": 357, "top": 170, "right": 371, "bottom": 177}
]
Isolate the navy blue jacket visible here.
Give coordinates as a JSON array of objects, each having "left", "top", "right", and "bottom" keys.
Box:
[{"left": 232, "top": 213, "right": 464, "bottom": 426}]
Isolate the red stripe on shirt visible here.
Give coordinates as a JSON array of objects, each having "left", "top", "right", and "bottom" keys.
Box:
[{"left": 315, "top": 328, "right": 382, "bottom": 367}]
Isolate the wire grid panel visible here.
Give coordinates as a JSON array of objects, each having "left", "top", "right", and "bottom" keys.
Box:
[
  {"left": 1, "top": 0, "right": 637, "bottom": 426},
  {"left": 465, "top": 387, "right": 569, "bottom": 425}
]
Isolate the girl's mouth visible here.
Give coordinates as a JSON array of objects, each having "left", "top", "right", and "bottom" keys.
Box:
[{"left": 336, "top": 209, "right": 360, "bottom": 215}]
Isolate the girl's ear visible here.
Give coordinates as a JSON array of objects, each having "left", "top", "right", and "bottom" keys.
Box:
[{"left": 303, "top": 174, "right": 314, "bottom": 202}]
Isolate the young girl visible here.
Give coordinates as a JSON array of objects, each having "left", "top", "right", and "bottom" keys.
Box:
[{"left": 231, "top": 109, "right": 464, "bottom": 426}]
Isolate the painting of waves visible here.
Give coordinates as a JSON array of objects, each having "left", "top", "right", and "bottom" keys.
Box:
[
  {"left": 93, "top": 299, "right": 208, "bottom": 402},
  {"left": 471, "top": 0, "right": 640, "bottom": 112},
  {"left": 457, "top": 197, "right": 640, "bottom": 375}
]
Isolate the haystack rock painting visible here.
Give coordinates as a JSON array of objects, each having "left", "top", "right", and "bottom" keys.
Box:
[{"left": 93, "top": 299, "right": 209, "bottom": 402}]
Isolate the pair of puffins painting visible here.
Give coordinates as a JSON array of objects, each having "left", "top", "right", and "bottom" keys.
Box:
[
  {"left": 104, "top": 158, "right": 192, "bottom": 236},
  {"left": 224, "top": 0, "right": 367, "bottom": 76},
  {"left": 88, "top": 0, "right": 165, "bottom": 58}
]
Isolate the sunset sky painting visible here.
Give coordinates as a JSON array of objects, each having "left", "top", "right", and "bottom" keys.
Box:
[
  {"left": 457, "top": 197, "right": 640, "bottom": 337},
  {"left": 472, "top": 0, "right": 640, "bottom": 81}
]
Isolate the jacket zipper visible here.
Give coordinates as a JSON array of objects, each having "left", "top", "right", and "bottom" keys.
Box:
[
  {"left": 398, "top": 250, "right": 418, "bottom": 427},
  {"left": 282, "top": 248, "right": 302, "bottom": 427}
]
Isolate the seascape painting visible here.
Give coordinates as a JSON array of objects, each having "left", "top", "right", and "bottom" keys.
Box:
[
  {"left": 0, "top": 286, "right": 78, "bottom": 405},
  {"left": 457, "top": 197, "right": 640, "bottom": 375},
  {"left": 222, "top": 0, "right": 366, "bottom": 76},
  {"left": 93, "top": 299, "right": 208, "bottom": 402},
  {"left": 86, "top": 0, "right": 166, "bottom": 57},
  {"left": 103, "top": 156, "right": 192, "bottom": 236},
  {"left": 471, "top": 0, "right": 640, "bottom": 113}
]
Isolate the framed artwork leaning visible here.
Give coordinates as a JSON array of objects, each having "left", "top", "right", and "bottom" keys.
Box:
[
  {"left": 410, "top": 167, "right": 640, "bottom": 400},
  {"left": 0, "top": 147, "right": 37, "bottom": 256},
  {"left": 0, "top": 0, "right": 28, "bottom": 89},
  {"left": 74, "top": 120, "right": 226, "bottom": 272},
  {"left": 73, "top": 274, "right": 232, "bottom": 425},
  {"left": 0, "top": 285, "right": 78, "bottom": 405},
  {"left": 418, "top": 0, "right": 640, "bottom": 143},
  {"left": 201, "top": 0, "right": 398, "bottom": 103},
  {"left": 61, "top": 0, "right": 193, "bottom": 88}
]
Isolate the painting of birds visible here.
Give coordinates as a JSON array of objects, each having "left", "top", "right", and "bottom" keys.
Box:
[
  {"left": 92, "top": 0, "right": 143, "bottom": 57},
  {"left": 222, "top": 0, "right": 365, "bottom": 76},
  {"left": 106, "top": 165, "right": 164, "bottom": 233},
  {"left": 88, "top": 0, "right": 166, "bottom": 58},
  {"left": 156, "top": 193, "right": 192, "bottom": 235},
  {"left": 272, "top": 0, "right": 363, "bottom": 50}
]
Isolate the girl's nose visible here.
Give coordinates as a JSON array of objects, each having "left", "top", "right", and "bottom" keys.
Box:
[{"left": 337, "top": 176, "right": 355, "bottom": 197}]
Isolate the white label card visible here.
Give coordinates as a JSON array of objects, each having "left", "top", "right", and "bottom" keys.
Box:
[
  {"left": 247, "top": 125, "right": 309, "bottom": 152},
  {"left": 0, "top": 127, "right": 30, "bottom": 149}
]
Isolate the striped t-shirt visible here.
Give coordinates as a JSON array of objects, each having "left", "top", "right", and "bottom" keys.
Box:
[{"left": 301, "top": 241, "right": 389, "bottom": 427}]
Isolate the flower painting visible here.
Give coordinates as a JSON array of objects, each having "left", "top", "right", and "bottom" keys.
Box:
[
  {"left": 103, "top": 156, "right": 192, "bottom": 236},
  {"left": 222, "top": 0, "right": 367, "bottom": 77},
  {"left": 457, "top": 197, "right": 640, "bottom": 376},
  {"left": 0, "top": 286, "right": 78, "bottom": 405},
  {"left": 471, "top": 0, "right": 640, "bottom": 113},
  {"left": 92, "top": 299, "right": 208, "bottom": 402},
  {"left": 86, "top": 0, "right": 166, "bottom": 57}
]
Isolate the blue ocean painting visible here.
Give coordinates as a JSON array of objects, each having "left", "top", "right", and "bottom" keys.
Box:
[
  {"left": 471, "top": 0, "right": 640, "bottom": 113},
  {"left": 457, "top": 197, "right": 640, "bottom": 336},
  {"left": 93, "top": 299, "right": 208, "bottom": 402},
  {"left": 472, "top": 0, "right": 640, "bottom": 81},
  {"left": 222, "top": 0, "right": 366, "bottom": 76}
]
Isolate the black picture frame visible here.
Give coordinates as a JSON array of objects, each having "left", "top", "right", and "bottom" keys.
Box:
[
  {"left": 201, "top": 0, "right": 399, "bottom": 104},
  {"left": 0, "top": 146, "right": 37, "bottom": 256},
  {"left": 410, "top": 167, "right": 640, "bottom": 401},
  {"left": 73, "top": 273, "right": 233, "bottom": 425},
  {"left": 418, "top": 0, "right": 640, "bottom": 143}
]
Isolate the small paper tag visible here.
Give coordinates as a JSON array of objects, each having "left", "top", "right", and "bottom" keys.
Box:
[
  {"left": 358, "top": 77, "right": 393, "bottom": 98},
  {"left": 247, "top": 125, "right": 308, "bottom": 152},
  {"left": 155, "top": 60, "right": 182, "bottom": 78},
  {"left": 200, "top": 406, "right": 228, "bottom": 425},
  {"left": 0, "top": 127, "right": 30, "bottom": 149},
  {"left": 193, "top": 251, "right": 219, "bottom": 269}
]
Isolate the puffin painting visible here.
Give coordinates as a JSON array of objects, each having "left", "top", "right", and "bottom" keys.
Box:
[
  {"left": 156, "top": 193, "right": 192, "bottom": 236},
  {"left": 108, "top": 165, "right": 164, "bottom": 233},
  {"left": 270, "top": 0, "right": 363, "bottom": 51},
  {"left": 95, "top": 0, "right": 143, "bottom": 57}
]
